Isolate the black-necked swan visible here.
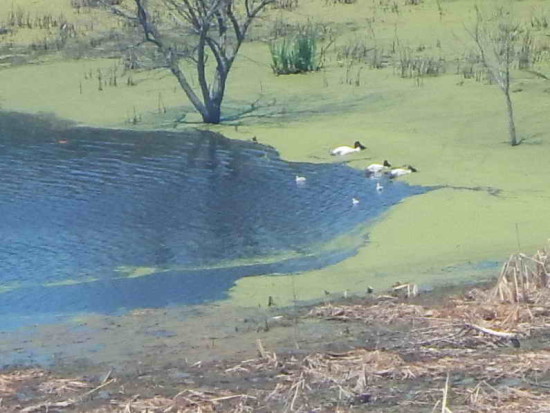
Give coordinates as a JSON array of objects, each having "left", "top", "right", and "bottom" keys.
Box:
[
  {"left": 366, "top": 160, "right": 391, "bottom": 173},
  {"left": 386, "top": 165, "right": 418, "bottom": 178},
  {"left": 330, "top": 141, "right": 366, "bottom": 156}
]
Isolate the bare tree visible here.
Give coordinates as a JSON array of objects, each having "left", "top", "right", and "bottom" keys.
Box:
[
  {"left": 105, "top": 0, "right": 272, "bottom": 124},
  {"left": 471, "top": 5, "right": 522, "bottom": 146}
]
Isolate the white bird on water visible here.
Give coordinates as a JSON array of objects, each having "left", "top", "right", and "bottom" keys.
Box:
[
  {"left": 376, "top": 182, "right": 384, "bottom": 192},
  {"left": 385, "top": 165, "right": 418, "bottom": 179},
  {"left": 330, "top": 141, "right": 367, "bottom": 156},
  {"left": 352, "top": 197, "right": 360, "bottom": 205},
  {"left": 366, "top": 160, "right": 391, "bottom": 174},
  {"left": 295, "top": 175, "right": 306, "bottom": 184}
]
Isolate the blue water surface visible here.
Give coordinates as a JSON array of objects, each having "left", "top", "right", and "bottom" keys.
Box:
[{"left": 0, "top": 112, "right": 427, "bottom": 330}]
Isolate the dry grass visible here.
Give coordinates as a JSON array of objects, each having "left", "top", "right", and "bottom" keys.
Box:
[
  {"left": 490, "top": 250, "right": 550, "bottom": 303},
  {"left": 37, "top": 378, "right": 90, "bottom": 395},
  {"left": 455, "top": 382, "right": 550, "bottom": 413},
  {"left": 112, "top": 390, "right": 257, "bottom": 413},
  {"left": 256, "top": 347, "right": 550, "bottom": 410},
  {"left": 409, "top": 350, "right": 550, "bottom": 380},
  {"left": 3, "top": 249, "right": 550, "bottom": 412},
  {"left": 0, "top": 369, "right": 46, "bottom": 397},
  {"left": 291, "top": 248, "right": 550, "bottom": 411},
  {"left": 263, "top": 349, "right": 408, "bottom": 409},
  {"left": 312, "top": 249, "right": 550, "bottom": 351},
  {"left": 309, "top": 300, "right": 429, "bottom": 323}
]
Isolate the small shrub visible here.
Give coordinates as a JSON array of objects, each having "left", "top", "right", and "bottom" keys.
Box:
[
  {"left": 336, "top": 39, "right": 388, "bottom": 69},
  {"left": 397, "top": 48, "right": 446, "bottom": 80},
  {"left": 7, "top": 7, "right": 29, "bottom": 28},
  {"left": 455, "top": 51, "right": 491, "bottom": 83},
  {"left": 456, "top": 51, "right": 478, "bottom": 79},
  {"left": 367, "top": 47, "right": 387, "bottom": 69},
  {"left": 533, "top": 43, "right": 550, "bottom": 65},
  {"left": 518, "top": 30, "right": 534, "bottom": 70},
  {"left": 325, "top": 0, "right": 356, "bottom": 5},
  {"left": 530, "top": 8, "right": 549, "bottom": 30},
  {"left": 71, "top": 0, "right": 122, "bottom": 8},
  {"left": 341, "top": 63, "right": 363, "bottom": 86},
  {"left": 377, "top": 0, "right": 400, "bottom": 14},
  {"left": 270, "top": 20, "right": 332, "bottom": 42},
  {"left": 271, "top": 0, "right": 298, "bottom": 11},
  {"left": 516, "top": 30, "right": 549, "bottom": 70},
  {"left": 270, "top": 17, "right": 296, "bottom": 39},
  {"left": 336, "top": 39, "right": 371, "bottom": 62},
  {"left": 270, "top": 26, "right": 322, "bottom": 74}
]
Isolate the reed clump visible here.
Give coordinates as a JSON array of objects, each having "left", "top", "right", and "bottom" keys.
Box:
[
  {"left": 490, "top": 249, "right": 550, "bottom": 303},
  {"left": 271, "top": 0, "right": 299, "bottom": 11},
  {"left": 270, "top": 25, "right": 323, "bottom": 75},
  {"left": 70, "top": 0, "right": 122, "bottom": 9},
  {"left": 397, "top": 48, "right": 446, "bottom": 79},
  {"left": 336, "top": 38, "right": 389, "bottom": 69}
]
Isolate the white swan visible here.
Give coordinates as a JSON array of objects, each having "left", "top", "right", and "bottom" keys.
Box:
[
  {"left": 385, "top": 165, "right": 418, "bottom": 178},
  {"left": 366, "top": 160, "right": 391, "bottom": 173},
  {"left": 330, "top": 141, "right": 366, "bottom": 156}
]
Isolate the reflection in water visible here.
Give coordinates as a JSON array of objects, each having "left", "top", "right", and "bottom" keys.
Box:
[{"left": 0, "top": 112, "right": 427, "bottom": 329}]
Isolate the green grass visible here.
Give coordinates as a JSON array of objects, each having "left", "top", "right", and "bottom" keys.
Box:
[
  {"left": 0, "top": 0, "right": 550, "bottom": 307},
  {"left": 270, "top": 26, "right": 321, "bottom": 74}
]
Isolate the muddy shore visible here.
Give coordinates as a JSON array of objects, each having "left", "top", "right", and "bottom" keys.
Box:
[{"left": 2, "top": 251, "right": 550, "bottom": 412}]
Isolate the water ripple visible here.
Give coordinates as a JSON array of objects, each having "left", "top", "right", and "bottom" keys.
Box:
[{"left": 0, "top": 112, "right": 427, "bottom": 328}]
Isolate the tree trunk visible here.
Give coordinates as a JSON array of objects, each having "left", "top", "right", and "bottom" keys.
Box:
[
  {"left": 200, "top": 68, "right": 227, "bottom": 124},
  {"left": 504, "top": 90, "right": 518, "bottom": 146},
  {"left": 202, "top": 101, "right": 222, "bottom": 124}
]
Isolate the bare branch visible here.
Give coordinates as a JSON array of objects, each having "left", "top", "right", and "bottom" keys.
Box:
[
  {"left": 135, "top": 0, "right": 164, "bottom": 48},
  {"left": 196, "top": 29, "right": 212, "bottom": 102},
  {"left": 109, "top": 0, "right": 272, "bottom": 123},
  {"left": 467, "top": 3, "right": 520, "bottom": 146},
  {"left": 180, "top": 0, "right": 202, "bottom": 27},
  {"left": 205, "top": 37, "right": 228, "bottom": 69},
  {"left": 226, "top": 2, "right": 243, "bottom": 41},
  {"left": 165, "top": 0, "right": 197, "bottom": 27},
  {"left": 248, "top": 0, "right": 274, "bottom": 18},
  {"left": 98, "top": 0, "right": 139, "bottom": 22}
]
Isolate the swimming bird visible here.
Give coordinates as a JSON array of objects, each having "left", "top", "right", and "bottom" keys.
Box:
[
  {"left": 352, "top": 197, "right": 360, "bottom": 205},
  {"left": 366, "top": 160, "right": 391, "bottom": 174},
  {"left": 295, "top": 175, "right": 307, "bottom": 184},
  {"left": 330, "top": 141, "right": 366, "bottom": 156},
  {"left": 385, "top": 165, "right": 418, "bottom": 179},
  {"left": 376, "top": 182, "right": 384, "bottom": 192}
]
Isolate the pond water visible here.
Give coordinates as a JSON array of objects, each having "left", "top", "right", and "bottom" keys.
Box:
[{"left": 0, "top": 112, "right": 427, "bottom": 330}]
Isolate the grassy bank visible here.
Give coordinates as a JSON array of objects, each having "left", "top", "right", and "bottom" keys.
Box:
[{"left": 0, "top": 0, "right": 549, "bottom": 307}]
